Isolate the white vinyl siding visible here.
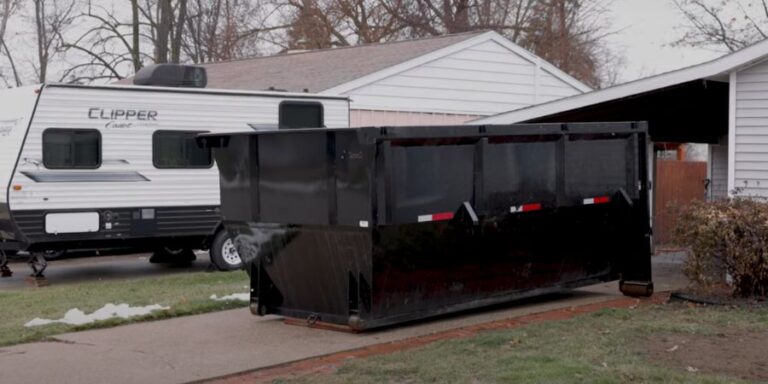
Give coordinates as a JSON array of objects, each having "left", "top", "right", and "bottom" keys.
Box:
[
  {"left": 9, "top": 86, "right": 348, "bottom": 210},
  {"left": 345, "top": 40, "right": 583, "bottom": 116},
  {"left": 350, "top": 109, "right": 479, "bottom": 126},
  {"left": 710, "top": 137, "right": 728, "bottom": 198},
  {"left": 734, "top": 60, "right": 768, "bottom": 196}
]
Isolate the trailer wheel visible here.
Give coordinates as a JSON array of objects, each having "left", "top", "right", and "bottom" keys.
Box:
[
  {"left": 36, "top": 250, "right": 65, "bottom": 261},
  {"left": 149, "top": 247, "right": 195, "bottom": 264},
  {"left": 210, "top": 230, "right": 243, "bottom": 271}
]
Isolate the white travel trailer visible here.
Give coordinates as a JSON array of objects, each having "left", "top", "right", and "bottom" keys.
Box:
[{"left": 0, "top": 70, "right": 349, "bottom": 276}]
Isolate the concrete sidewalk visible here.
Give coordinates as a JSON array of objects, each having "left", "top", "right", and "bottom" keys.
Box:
[{"left": 0, "top": 253, "right": 687, "bottom": 384}]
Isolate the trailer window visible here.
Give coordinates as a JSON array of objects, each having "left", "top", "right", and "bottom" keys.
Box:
[
  {"left": 153, "top": 131, "right": 212, "bottom": 168},
  {"left": 279, "top": 102, "right": 324, "bottom": 129},
  {"left": 43, "top": 129, "right": 101, "bottom": 169}
]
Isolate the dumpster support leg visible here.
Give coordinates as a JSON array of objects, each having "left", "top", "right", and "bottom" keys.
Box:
[{"left": 620, "top": 280, "right": 654, "bottom": 297}]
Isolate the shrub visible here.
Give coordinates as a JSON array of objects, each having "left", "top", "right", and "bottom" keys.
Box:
[{"left": 674, "top": 198, "right": 768, "bottom": 297}]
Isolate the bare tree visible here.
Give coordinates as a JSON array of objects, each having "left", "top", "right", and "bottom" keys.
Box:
[
  {"left": 32, "top": 0, "right": 77, "bottom": 83},
  {"left": 521, "top": 0, "right": 615, "bottom": 88},
  {"left": 59, "top": 0, "right": 146, "bottom": 83},
  {"left": 673, "top": 0, "right": 768, "bottom": 52},
  {"left": 184, "top": 0, "right": 273, "bottom": 63},
  {"left": 282, "top": 0, "right": 347, "bottom": 49},
  {"left": 140, "top": 0, "right": 188, "bottom": 63},
  {"left": 0, "top": 0, "right": 21, "bottom": 87},
  {"left": 380, "top": 0, "right": 537, "bottom": 40},
  {"left": 328, "top": 0, "right": 406, "bottom": 43}
]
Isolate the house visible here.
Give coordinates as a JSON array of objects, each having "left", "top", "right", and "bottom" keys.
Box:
[
  {"left": 199, "top": 31, "right": 590, "bottom": 126},
  {"left": 472, "top": 38, "right": 768, "bottom": 201}
]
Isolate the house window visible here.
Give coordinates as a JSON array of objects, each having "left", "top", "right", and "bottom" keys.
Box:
[
  {"left": 43, "top": 129, "right": 101, "bottom": 169},
  {"left": 279, "top": 101, "right": 324, "bottom": 129},
  {"left": 153, "top": 130, "right": 212, "bottom": 168}
]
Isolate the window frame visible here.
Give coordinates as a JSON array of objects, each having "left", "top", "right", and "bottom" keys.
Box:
[
  {"left": 152, "top": 130, "right": 213, "bottom": 169},
  {"left": 42, "top": 128, "right": 102, "bottom": 170},
  {"left": 278, "top": 101, "right": 325, "bottom": 129}
]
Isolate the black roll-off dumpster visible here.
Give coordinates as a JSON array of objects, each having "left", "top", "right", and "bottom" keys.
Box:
[{"left": 202, "top": 122, "right": 653, "bottom": 330}]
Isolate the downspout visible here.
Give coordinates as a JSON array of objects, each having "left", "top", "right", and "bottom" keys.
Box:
[{"left": 727, "top": 71, "right": 737, "bottom": 196}]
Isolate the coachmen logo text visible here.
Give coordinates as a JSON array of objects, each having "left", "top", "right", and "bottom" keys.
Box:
[{"left": 88, "top": 108, "right": 158, "bottom": 121}]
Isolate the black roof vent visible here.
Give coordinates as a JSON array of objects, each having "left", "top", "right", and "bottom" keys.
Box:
[{"left": 133, "top": 64, "right": 207, "bottom": 88}]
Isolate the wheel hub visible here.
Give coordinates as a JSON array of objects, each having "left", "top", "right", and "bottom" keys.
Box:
[{"left": 221, "top": 238, "right": 242, "bottom": 266}]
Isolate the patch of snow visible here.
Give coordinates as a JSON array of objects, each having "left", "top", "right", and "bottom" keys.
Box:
[
  {"left": 210, "top": 293, "right": 250, "bottom": 302},
  {"left": 25, "top": 303, "right": 169, "bottom": 327}
]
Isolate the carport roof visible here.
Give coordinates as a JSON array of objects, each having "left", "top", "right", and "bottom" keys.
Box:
[{"left": 472, "top": 38, "right": 768, "bottom": 126}]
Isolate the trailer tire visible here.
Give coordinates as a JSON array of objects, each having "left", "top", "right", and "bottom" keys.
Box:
[
  {"left": 149, "top": 247, "right": 195, "bottom": 264},
  {"left": 210, "top": 230, "right": 243, "bottom": 271},
  {"left": 36, "top": 250, "right": 66, "bottom": 261}
]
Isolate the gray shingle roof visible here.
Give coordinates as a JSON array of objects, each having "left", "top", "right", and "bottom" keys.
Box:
[{"left": 198, "top": 32, "right": 484, "bottom": 93}]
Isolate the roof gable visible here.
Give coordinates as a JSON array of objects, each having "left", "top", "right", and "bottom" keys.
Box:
[
  {"left": 202, "top": 32, "right": 483, "bottom": 93},
  {"left": 200, "top": 31, "right": 590, "bottom": 96},
  {"left": 473, "top": 37, "right": 768, "bottom": 125},
  {"left": 322, "top": 31, "right": 590, "bottom": 96},
  {"left": 335, "top": 38, "right": 588, "bottom": 115}
]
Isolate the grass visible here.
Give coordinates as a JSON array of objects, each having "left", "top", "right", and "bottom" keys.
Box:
[
  {"left": 0, "top": 270, "right": 249, "bottom": 347},
  {"left": 286, "top": 304, "right": 768, "bottom": 384}
]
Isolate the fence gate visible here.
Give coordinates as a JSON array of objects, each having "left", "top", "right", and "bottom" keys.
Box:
[{"left": 654, "top": 159, "right": 707, "bottom": 246}]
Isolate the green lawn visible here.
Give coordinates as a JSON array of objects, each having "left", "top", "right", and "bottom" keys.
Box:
[
  {"left": 286, "top": 304, "right": 768, "bottom": 384},
  {"left": 0, "top": 271, "right": 249, "bottom": 347}
]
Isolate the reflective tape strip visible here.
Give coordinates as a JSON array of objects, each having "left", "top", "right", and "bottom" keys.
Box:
[
  {"left": 417, "top": 212, "right": 454, "bottom": 222},
  {"left": 510, "top": 203, "right": 542, "bottom": 213},
  {"left": 359, "top": 220, "right": 369, "bottom": 228},
  {"left": 583, "top": 196, "right": 611, "bottom": 205}
]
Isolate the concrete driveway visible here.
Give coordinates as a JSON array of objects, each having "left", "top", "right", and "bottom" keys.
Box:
[
  {"left": 0, "top": 253, "right": 688, "bottom": 384},
  {"left": 0, "top": 251, "right": 212, "bottom": 290}
]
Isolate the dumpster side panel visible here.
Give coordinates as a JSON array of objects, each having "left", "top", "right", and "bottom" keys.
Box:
[
  {"left": 229, "top": 130, "right": 375, "bottom": 323},
  {"left": 215, "top": 137, "right": 258, "bottom": 223},
  {"left": 483, "top": 138, "right": 558, "bottom": 213},
  {"left": 368, "top": 131, "right": 647, "bottom": 325},
  {"left": 335, "top": 132, "right": 372, "bottom": 227},
  {"left": 387, "top": 142, "right": 476, "bottom": 224},
  {"left": 231, "top": 223, "right": 372, "bottom": 322},
  {"left": 258, "top": 133, "right": 330, "bottom": 225}
]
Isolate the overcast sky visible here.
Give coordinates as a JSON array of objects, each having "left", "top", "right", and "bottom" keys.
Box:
[{"left": 606, "top": 0, "right": 724, "bottom": 83}]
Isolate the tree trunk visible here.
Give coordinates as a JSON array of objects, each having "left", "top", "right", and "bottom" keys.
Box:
[
  {"left": 34, "top": 0, "right": 48, "bottom": 83},
  {"left": 171, "top": 0, "right": 187, "bottom": 63},
  {"left": 155, "top": 0, "right": 172, "bottom": 63},
  {"left": 131, "top": 0, "right": 142, "bottom": 71}
]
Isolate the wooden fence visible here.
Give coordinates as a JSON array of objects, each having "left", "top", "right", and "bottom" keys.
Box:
[{"left": 654, "top": 159, "right": 708, "bottom": 245}]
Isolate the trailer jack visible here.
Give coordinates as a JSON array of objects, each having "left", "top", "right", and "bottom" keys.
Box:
[
  {"left": 0, "top": 251, "right": 11, "bottom": 278},
  {"left": 27, "top": 253, "right": 48, "bottom": 279}
]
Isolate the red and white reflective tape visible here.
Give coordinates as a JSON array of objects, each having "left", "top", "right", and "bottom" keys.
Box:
[
  {"left": 510, "top": 203, "right": 542, "bottom": 213},
  {"left": 417, "top": 212, "right": 454, "bottom": 223},
  {"left": 583, "top": 196, "right": 611, "bottom": 205}
]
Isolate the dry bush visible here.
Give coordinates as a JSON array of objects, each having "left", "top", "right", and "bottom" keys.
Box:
[{"left": 674, "top": 198, "right": 768, "bottom": 297}]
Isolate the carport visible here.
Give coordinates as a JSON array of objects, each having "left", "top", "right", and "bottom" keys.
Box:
[{"left": 473, "top": 38, "right": 768, "bottom": 201}]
